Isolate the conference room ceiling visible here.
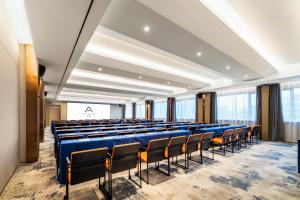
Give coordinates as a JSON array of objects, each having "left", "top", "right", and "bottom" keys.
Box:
[{"left": 25, "top": 0, "right": 300, "bottom": 103}]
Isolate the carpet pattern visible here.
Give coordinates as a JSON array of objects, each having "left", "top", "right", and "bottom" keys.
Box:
[{"left": 0, "top": 128, "right": 299, "bottom": 200}]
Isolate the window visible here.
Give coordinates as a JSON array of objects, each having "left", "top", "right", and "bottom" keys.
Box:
[
  {"left": 154, "top": 99, "right": 167, "bottom": 121},
  {"left": 281, "top": 82, "right": 300, "bottom": 122},
  {"left": 136, "top": 101, "right": 145, "bottom": 119},
  {"left": 217, "top": 88, "right": 256, "bottom": 125},
  {"left": 125, "top": 103, "right": 132, "bottom": 119},
  {"left": 176, "top": 95, "right": 195, "bottom": 122}
]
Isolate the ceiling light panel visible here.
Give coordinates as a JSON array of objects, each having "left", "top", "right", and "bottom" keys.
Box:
[
  {"left": 57, "top": 96, "right": 126, "bottom": 104},
  {"left": 61, "top": 87, "right": 144, "bottom": 99},
  {"left": 70, "top": 69, "right": 187, "bottom": 93},
  {"left": 67, "top": 78, "right": 174, "bottom": 96},
  {"left": 85, "top": 31, "right": 220, "bottom": 84}
]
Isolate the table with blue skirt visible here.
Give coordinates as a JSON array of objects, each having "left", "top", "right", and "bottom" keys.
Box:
[
  {"left": 57, "top": 130, "right": 191, "bottom": 184},
  {"left": 54, "top": 125, "right": 146, "bottom": 136},
  {"left": 195, "top": 125, "right": 246, "bottom": 137},
  {"left": 57, "top": 127, "right": 157, "bottom": 138}
]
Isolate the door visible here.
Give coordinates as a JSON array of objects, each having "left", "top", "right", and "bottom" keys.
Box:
[{"left": 48, "top": 105, "right": 61, "bottom": 124}]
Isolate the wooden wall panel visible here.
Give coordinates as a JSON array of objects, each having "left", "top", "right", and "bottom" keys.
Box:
[
  {"left": 198, "top": 98, "right": 203, "bottom": 123},
  {"left": 25, "top": 44, "right": 39, "bottom": 162},
  {"left": 39, "top": 79, "right": 44, "bottom": 142},
  {"left": 60, "top": 103, "right": 67, "bottom": 120},
  {"left": 197, "top": 93, "right": 212, "bottom": 123},
  {"left": 204, "top": 93, "right": 211, "bottom": 123}
]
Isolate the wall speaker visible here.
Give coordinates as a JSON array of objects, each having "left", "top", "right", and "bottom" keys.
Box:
[{"left": 38, "top": 64, "right": 46, "bottom": 78}]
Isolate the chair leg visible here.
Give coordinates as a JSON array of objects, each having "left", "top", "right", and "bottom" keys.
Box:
[
  {"left": 64, "top": 183, "right": 69, "bottom": 200},
  {"left": 139, "top": 160, "right": 142, "bottom": 187},
  {"left": 200, "top": 146, "right": 203, "bottom": 164},
  {"left": 64, "top": 166, "right": 69, "bottom": 200},
  {"left": 223, "top": 145, "right": 225, "bottom": 156},
  {"left": 212, "top": 144, "right": 215, "bottom": 160},
  {"left": 168, "top": 157, "right": 170, "bottom": 176},
  {"left": 187, "top": 154, "right": 190, "bottom": 169},
  {"left": 99, "top": 174, "right": 112, "bottom": 200},
  {"left": 184, "top": 152, "right": 187, "bottom": 170},
  {"left": 109, "top": 172, "right": 112, "bottom": 197},
  {"left": 146, "top": 162, "right": 149, "bottom": 183}
]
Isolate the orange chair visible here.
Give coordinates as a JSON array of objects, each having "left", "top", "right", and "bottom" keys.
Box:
[
  {"left": 165, "top": 136, "right": 187, "bottom": 175},
  {"left": 212, "top": 129, "right": 233, "bottom": 156},
  {"left": 200, "top": 132, "right": 215, "bottom": 163},
  {"left": 64, "top": 148, "right": 108, "bottom": 200},
  {"left": 139, "top": 138, "right": 169, "bottom": 183},
  {"left": 183, "top": 134, "right": 202, "bottom": 168}
]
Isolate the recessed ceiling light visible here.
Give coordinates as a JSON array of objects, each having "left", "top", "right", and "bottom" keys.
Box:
[
  {"left": 98, "top": 67, "right": 102, "bottom": 71},
  {"left": 143, "top": 25, "right": 150, "bottom": 32},
  {"left": 138, "top": 75, "right": 142, "bottom": 79},
  {"left": 196, "top": 51, "right": 202, "bottom": 57},
  {"left": 244, "top": 74, "right": 248, "bottom": 78},
  {"left": 167, "top": 81, "right": 170, "bottom": 85},
  {"left": 225, "top": 66, "right": 231, "bottom": 70}
]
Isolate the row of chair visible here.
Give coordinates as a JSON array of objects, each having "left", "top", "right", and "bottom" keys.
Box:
[
  {"left": 64, "top": 132, "right": 214, "bottom": 200},
  {"left": 55, "top": 127, "right": 178, "bottom": 175},
  {"left": 212, "top": 125, "right": 262, "bottom": 156},
  {"left": 63, "top": 125, "right": 262, "bottom": 199}
]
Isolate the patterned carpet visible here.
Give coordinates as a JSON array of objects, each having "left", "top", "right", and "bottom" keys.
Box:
[{"left": 0, "top": 128, "right": 299, "bottom": 200}]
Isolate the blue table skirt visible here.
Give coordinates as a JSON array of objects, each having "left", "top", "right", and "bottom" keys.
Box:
[
  {"left": 57, "top": 128, "right": 157, "bottom": 138},
  {"left": 58, "top": 130, "right": 191, "bottom": 184},
  {"left": 195, "top": 125, "right": 245, "bottom": 137},
  {"left": 54, "top": 125, "right": 146, "bottom": 136}
]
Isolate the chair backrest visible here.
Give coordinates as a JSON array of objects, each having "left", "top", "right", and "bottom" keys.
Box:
[
  {"left": 155, "top": 128, "right": 168, "bottom": 132},
  {"left": 167, "top": 127, "right": 177, "bottom": 131},
  {"left": 116, "top": 126, "right": 129, "bottom": 130},
  {"left": 240, "top": 127, "right": 251, "bottom": 137},
  {"left": 110, "top": 143, "right": 140, "bottom": 173},
  {"left": 222, "top": 129, "right": 233, "bottom": 144},
  {"left": 185, "top": 134, "right": 203, "bottom": 153},
  {"left": 79, "top": 128, "right": 96, "bottom": 133},
  {"left": 58, "top": 135, "right": 84, "bottom": 142},
  {"left": 87, "top": 133, "right": 108, "bottom": 138},
  {"left": 253, "top": 125, "right": 261, "bottom": 135},
  {"left": 101, "top": 127, "right": 115, "bottom": 131},
  {"left": 219, "top": 123, "right": 230, "bottom": 126},
  {"left": 116, "top": 131, "right": 133, "bottom": 136},
  {"left": 146, "top": 138, "right": 169, "bottom": 163},
  {"left": 208, "top": 124, "right": 219, "bottom": 128},
  {"left": 201, "top": 132, "right": 214, "bottom": 150},
  {"left": 231, "top": 129, "right": 239, "bottom": 142},
  {"left": 168, "top": 136, "right": 186, "bottom": 157},
  {"left": 58, "top": 129, "right": 76, "bottom": 134},
  {"left": 134, "top": 129, "right": 149, "bottom": 134},
  {"left": 146, "top": 125, "right": 155, "bottom": 128},
  {"left": 70, "top": 148, "right": 108, "bottom": 185}
]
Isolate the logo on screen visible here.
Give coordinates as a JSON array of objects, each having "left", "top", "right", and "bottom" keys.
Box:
[
  {"left": 83, "top": 106, "right": 95, "bottom": 118},
  {"left": 85, "top": 107, "right": 93, "bottom": 113}
]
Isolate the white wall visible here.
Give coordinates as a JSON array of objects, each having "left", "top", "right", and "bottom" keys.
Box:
[
  {"left": 110, "top": 104, "right": 122, "bottom": 119},
  {"left": 0, "top": 1, "right": 20, "bottom": 194}
]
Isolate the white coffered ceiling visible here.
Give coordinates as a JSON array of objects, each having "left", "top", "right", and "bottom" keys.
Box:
[{"left": 24, "top": 0, "right": 300, "bottom": 104}]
